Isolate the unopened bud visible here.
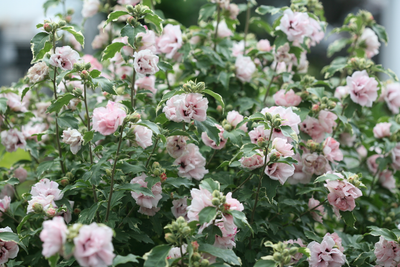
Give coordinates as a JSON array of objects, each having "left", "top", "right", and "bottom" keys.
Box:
[
  {"left": 320, "top": 104, "right": 327, "bottom": 110},
  {"left": 65, "top": 16, "right": 72, "bottom": 23},
  {"left": 105, "top": 169, "right": 112, "bottom": 176},
  {"left": 116, "top": 87, "right": 125, "bottom": 95},
  {"left": 67, "top": 8, "right": 74, "bottom": 15},
  {"left": 212, "top": 198, "right": 220, "bottom": 206},
  {"left": 257, "top": 137, "right": 267, "bottom": 147},
  {"left": 165, "top": 233, "right": 176, "bottom": 244},
  {"left": 385, "top": 217, "right": 392, "bottom": 223},
  {"left": 33, "top": 203, "right": 43, "bottom": 213},
  {"left": 200, "top": 259, "right": 210, "bottom": 267},
  {"left": 192, "top": 252, "right": 201, "bottom": 261},
  {"left": 328, "top": 101, "right": 336, "bottom": 109},
  {"left": 212, "top": 190, "right": 220, "bottom": 198},
  {"left": 284, "top": 256, "right": 292, "bottom": 265},
  {"left": 74, "top": 63, "right": 83, "bottom": 71},
  {"left": 182, "top": 226, "right": 191, "bottom": 235},
  {"left": 176, "top": 216, "right": 186, "bottom": 225},
  {"left": 269, "top": 151, "right": 281, "bottom": 162},
  {"left": 273, "top": 118, "right": 282, "bottom": 128},
  {"left": 121, "top": 74, "right": 127, "bottom": 80},
  {"left": 289, "top": 247, "right": 298, "bottom": 255},
  {"left": 46, "top": 207, "right": 57, "bottom": 217},
  {"left": 273, "top": 252, "right": 282, "bottom": 262},
  {"left": 221, "top": 196, "right": 226, "bottom": 203},
  {"left": 127, "top": 16, "right": 136, "bottom": 26},
  {"left": 74, "top": 208, "right": 81, "bottom": 214},
  {"left": 192, "top": 241, "right": 199, "bottom": 250},
  {"left": 265, "top": 113, "right": 272, "bottom": 121},
  {"left": 312, "top": 104, "right": 320, "bottom": 112},
  {"left": 58, "top": 20, "right": 66, "bottom": 27},
  {"left": 282, "top": 249, "right": 290, "bottom": 257},
  {"left": 60, "top": 178, "right": 69, "bottom": 187},
  {"left": 44, "top": 23, "right": 52, "bottom": 32},
  {"left": 389, "top": 212, "right": 396, "bottom": 218},
  {"left": 216, "top": 105, "right": 223, "bottom": 113},
  {"left": 80, "top": 70, "right": 89, "bottom": 79},
  {"left": 160, "top": 173, "right": 167, "bottom": 182},
  {"left": 66, "top": 172, "right": 73, "bottom": 179},
  {"left": 126, "top": 5, "right": 135, "bottom": 13},
  {"left": 84, "top": 62, "right": 92, "bottom": 70},
  {"left": 153, "top": 162, "right": 161, "bottom": 169},
  {"left": 223, "top": 124, "right": 232, "bottom": 131}
]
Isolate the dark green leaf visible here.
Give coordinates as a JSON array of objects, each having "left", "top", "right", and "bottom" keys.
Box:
[
  {"left": 61, "top": 26, "right": 84, "bottom": 47},
  {"left": 307, "top": 87, "right": 325, "bottom": 99},
  {"left": 48, "top": 253, "right": 59, "bottom": 267},
  {"left": 341, "top": 211, "right": 356, "bottom": 228},
  {"left": 121, "top": 25, "right": 146, "bottom": 48},
  {"left": 93, "top": 77, "right": 116, "bottom": 95},
  {"left": 218, "top": 72, "right": 230, "bottom": 89},
  {"left": 102, "top": 42, "right": 126, "bottom": 61},
  {"left": 143, "top": 245, "right": 171, "bottom": 267},
  {"left": 0, "top": 97, "right": 7, "bottom": 113},
  {"left": 0, "top": 232, "right": 27, "bottom": 253},
  {"left": 118, "top": 162, "right": 147, "bottom": 175},
  {"left": 158, "top": 61, "right": 173, "bottom": 72},
  {"left": 57, "top": 113, "right": 79, "bottom": 129},
  {"left": 264, "top": 178, "right": 280, "bottom": 203},
  {"left": 203, "top": 89, "right": 225, "bottom": 112},
  {"left": 21, "top": 87, "right": 30, "bottom": 101},
  {"left": 368, "top": 226, "right": 398, "bottom": 241},
  {"left": 322, "top": 57, "right": 348, "bottom": 79},
  {"left": 274, "top": 30, "right": 288, "bottom": 49},
  {"left": 304, "top": 230, "right": 322, "bottom": 242},
  {"left": 199, "top": 243, "right": 240, "bottom": 265},
  {"left": 199, "top": 3, "right": 216, "bottom": 22},
  {"left": 113, "top": 254, "right": 139, "bottom": 266},
  {"left": 137, "top": 120, "right": 161, "bottom": 135},
  {"left": 254, "top": 260, "right": 276, "bottom": 267},
  {"left": 78, "top": 202, "right": 102, "bottom": 224},
  {"left": 0, "top": 178, "right": 19, "bottom": 187},
  {"left": 90, "top": 70, "right": 101, "bottom": 79},
  {"left": 199, "top": 206, "right": 217, "bottom": 224},
  {"left": 165, "top": 177, "right": 194, "bottom": 188},
  {"left": 371, "top": 23, "right": 388, "bottom": 44},
  {"left": 231, "top": 210, "right": 253, "bottom": 234},
  {"left": 43, "top": 0, "right": 60, "bottom": 15},
  {"left": 36, "top": 161, "right": 55, "bottom": 176},
  {"left": 47, "top": 93, "right": 75, "bottom": 113},
  {"left": 327, "top": 38, "right": 349, "bottom": 57},
  {"left": 200, "top": 178, "right": 220, "bottom": 193},
  {"left": 194, "top": 117, "right": 221, "bottom": 145},
  {"left": 30, "top": 32, "right": 51, "bottom": 62},
  {"left": 116, "top": 183, "right": 153, "bottom": 197}
]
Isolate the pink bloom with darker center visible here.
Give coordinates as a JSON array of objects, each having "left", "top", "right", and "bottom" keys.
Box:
[
  {"left": 226, "top": 111, "right": 247, "bottom": 132},
  {"left": 133, "top": 125, "right": 153, "bottom": 149},
  {"left": 1, "top": 129, "right": 26, "bottom": 152},
  {"left": 163, "top": 94, "right": 184, "bottom": 122},
  {"left": 302, "top": 152, "right": 331, "bottom": 176},
  {"left": 1, "top": 92, "right": 30, "bottom": 112},
  {"left": 0, "top": 196, "right": 10, "bottom": 222},
  {"left": 287, "top": 153, "right": 312, "bottom": 185},
  {"left": 308, "top": 197, "right": 325, "bottom": 223},
  {"left": 92, "top": 101, "right": 127, "bottom": 136},
  {"left": 265, "top": 159, "right": 295, "bottom": 185},
  {"left": 272, "top": 137, "right": 294, "bottom": 157},
  {"left": 347, "top": 70, "right": 378, "bottom": 107},
  {"left": 273, "top": 89, "right": 302, "bottom": 107},
  {"left": 300, "top": 117, "right": 325, "bottom": 143},
  {"left": 82, "top": 0, "right": 100, "bottom": 18},
  {"left": 325, "top": 179, "right": 362, "bottom": 216},
  {"left": 187, "top": 186, "right": 213, "bottom": 221},
  {"left": 50, "top": 46, "right": 80, "bottom": 71},
  {"left": 239, "top": 152, "right": 264, "bottom": 170},
  {"left": 261, "top": 106, "right": 301, "bottom": 134},
  {"left": 278, "top": 9, "right": 311, "bottom": 43},
  {"left": 73, "top": 223, "right": 115, "bottom": 267},
  {"left": 174, "top": 144, "right": 208, "bottom": 180},
  {"left": 40, "top": 216, "right": 67, "bottom": 257},
  {"left": 360, "top": 28, "right": 380, "bottom": 58},
  {"left": 137, "top": 29, "right": 157, "bottom": 53},
  {"left": 324, "top": 233, "right": 344, "bottom": 252},
  {"left": 307, "top": 235, "right": 346, "bottom": 267},
  {"left": 323, "top": 137, "right": 343, "bottom": 162},
  {"left": 166, "top": 135, "right": 188, "bottom": 158},
  {"left": 202, "top": 124, "right": 227, "bottom": 150},
  {"left": 31, "top": 178, "right": 63, "bottom": 200},
  {"left": 171, "top": 197, "right": 188, "bottom": 219},
  {"left": 133, "top": 49, "right": 159, "bottom": 76},
  {"left": 235, "top": 55, "right": 256, "bottom": 82},
  {"left": 374, "top": 236, "right": 400, "bottom": 267},
  {"left": 385, "top": 83, "right": 400, "bottom": 114},
  {"left": 309, "top": 17, "right": 324, "bottom": 46},
  {"left": 373, "top": 122, "right": 392, "bottom": 139},
  {"left": 0, "top": 227, "right": 19, "bottom": 265},
  {"left": 157, "top": 24, "right": 182, "bottom": 59},
  {"left": 248, "top": 125, "right": 272, "bottom": 144},
  {"left": 318, "top": 110, "right": 337, "bottom": 134},
  {"left": 176, "top": 93, "right": 208, "bottom": 123}
]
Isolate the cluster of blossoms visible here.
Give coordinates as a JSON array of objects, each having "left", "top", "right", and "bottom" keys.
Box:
[{"left": 163, "top": 93, "right": 209, "bottom": 123}]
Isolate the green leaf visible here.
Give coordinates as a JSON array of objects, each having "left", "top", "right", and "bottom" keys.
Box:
[
  {"left": 121, "top": 25, "right": 146, "bottom": 48},
  {"left": 199, "top": 243, "right": 240, "bottom": 266},
  {"left": 21, "top": 87, "right": 30, "bottom": 101},
  {"left": 307, "top": 87, "right": 325, "bottom": 99},
  {"left": 248, "top": 113, "right": 265, "bottom": 121},
  {"left": 116, "top": 183, "right": 153, "bottom": 197},
  {"left": 0, "top": 177, "right": 19, "bottom": 187},
  {"left": 371, "top": 23, "right": 388, "bottom": 44},
  {"left": 327, "top": 38, "right": 349, "bottom": 57},
  {"left": 43, "top": 0, "right": 60, "bottom": 16},
  {"left": 137, "top": 120, "right": 161, "bottom": 135},
  {"left": 30, "top": 32, "right": 51, "bottom": 62},
  {"left": 322, "top": 57, "right": 347, "bottom": 79},
  {"left": 47, "top": 254, "right": 59, "bottom": 267},
  {"left": 37, "top": 161, "right": 55, "bottom": 176},
  {"left": 199, "top": 206, "right": 217, "bottom": 225},
  {"left": 83, "top": 131, "right": 94, "bottom": 145},
  {"left": 256, "top": 5, "right": 281, "bottom": 15},
  {"left": 143, "top": 245, "right": 171, "bottom": 267},
  {"left": 17, "top": 214, "right": 33, "bottom": 234},
  {"left": 93, "top": 77, "right": 116, "bottom": 95},
  {"left": 113, "top": 254, "right": 139, "bottom": 266},
  {"left": 218, "top": 72, "right": 230, "bottom": 89},
  {"left": 341, "top": 211, "right": 356, "bottom": 228},
  {"left": 158, "top": 61, "right": 173, "bottom": 72},
  {"left": 194, "top": 117, "right": 221, "bottom": 145},
  {"left": 200, "top": 178, "right": 220, "bottom": 193},
  {"left": 274, "top": 30, "right": 289, "bottom": 49},
  {"left": 105, "top": 11, "right": 130, "bottom": 25},
  {"left": 231, "top": 210, "right": 253, "bottom": 234},
  {"left": 47, "top": 93, "right": 75, "bottom": 113},
  {"left": 118, "top": 162, "right": 147, "bottom": 175},
  {"left": 314, "top": 173, "right": 341, "bottom": 183},
  {"left": 0, "top": 231, "right": 27, "bottom": 253},
  {"left": 203, "top": 89, "right": 225, "bottom": 113},
  {"left": 102, "top": 42, "right": 126, "bottom": 61},
  {"left": 371, "top": 65, "right": 398, "bottom": 81},
  {"left": 250, "top": 17, "right": 273, "bottom": 35},
  {"left": 61, "top": 26, "right": 84, "bottom": 47},
  {"left": 254, "top": 260, "right": 277, "bottom": 267},
  {"left": 280, "top": 125, "right": 298, "bottom": 142},
  {"left": 90, "top": 70, "right": 101, "bottom": 79},
  {"left": 164, "top": 177, "right": 194, "bottom": 188},
  {"left": 368, "top": 226, "right": 398, "bottom": 242},
  {"left": 264, "top": 178, "right": 280, "bottom": 203},
  {"left": 57, "top": 113, "right": 79, "bottom": 129},
  {"left": 78, "top": 202, "right": 102, "bottom": 224},
  {"left": 198, "top": 3, "right": 216, "bottom": 22},
  {"left": 144, "top": 13, "right": 164, "bottom": 34},
  {"left": 304, "top": 230, "right": 322, "bottom": 242},
  {"left": 0, "top": 97, "right": 7, "bottom": 113}
]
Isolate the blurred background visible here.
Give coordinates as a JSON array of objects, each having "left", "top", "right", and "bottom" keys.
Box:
[{"left": 0, "top": 0, "right": 397, "bottom": 86}]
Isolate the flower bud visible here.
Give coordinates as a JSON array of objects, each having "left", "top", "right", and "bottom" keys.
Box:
[
  {"left": 385, "top": 217, "right": 392, "bottom": 223},
  {"left": 212, "top": 190, "right": 220, "bottom": 198},
  {"left": 216, "top": 105, "right": 223, "bottom": 113},
  {"left": 60, "top": 178, "right": 69, "bottom": 187},
  {"left": 160, "top": 173, "right": 167, "bottom": 182},
  {"left": 182, "top": 226, "right": 191, "bottom": 235},
  {"left": 126, "top": 112, "right": 141, "bottom": 123},
  {"left": 126, "top": 5, "right": 135, "bottom": 13},
  {"left": 74, "top": 208, "right": 81, "bottom": 214},
  {"left": 389, "top": 211, "right": 396, "bottom": 218},
  {"left": 212, "top": 198, "right": 220, "bottom": 206},
  {"left": 192, "top": 241, "right": 199, "bottom": 251},
  {"left": 289, "top": 247, "right": 298, "bottom": 255},
  {"left": 328, "top": 100, "right": 336, "bottom": 109},
  {"left": 74, "top": 63, "right": 83, "bottom": 71},
  {"left": 65, "top": 16, "right": 72, "bottom": 23},
  {"left": 200, "top": 259, "right": 210, "bottom": 267},
  {"left": 80, "top": 70, "right": 89, "bottom": 80},
  {"left": 192, "top": 252, "right": 201, "bottom": 261},
  {"left": 127, "top": 16, "right": 136, "bottom": 26},
  {"left": 67, "top": 8, "right": 74, "bottom": 15},
  {"left": 282, "top": 249, "right": 290, "bottom": 257},
  {"left": 176, "top": 216, "right": 186, "bottom": 225},
  {"left": 312, "top": 103, "right": 320, "bottom": 112},
  {"left": 44, "top": 23, "right": 53, "bottom": 32},
  {"left": 257, "top": 137, "right": 267, "bottom": 147},
  {"left": 320, "top": 104, "right": 327, "bottom": 110},
  {"left": 265, "top": 112, "right": 272, "bottom": 121},
  {"left": 105, "top": 169, "right": 112, "bottom": 176},
  {"left": 165, "top": 233, "right": 176, "bottom": 244},
  {"left": 220, "top": 196, "right": 226, "bottom": 204},
  {"left": 84, "top": 62, "right": 92, "bottom": 70},
  {"left": 46, "top": 207, "right": 57, "bottom": 217},
  {"left": 284, "top": 256, "right": 292, "bottom": 265},
  {"left": 223, "top": 124, "right": 232, "bottom": 131},
  {"left": 116, "top": 87, "right": 125, "bottom": 95},
  {"left": 33, "top": 203, "right": 43, "bottom": 213},
  {"left": 269, "top": 151, "right": 281, "bottom": 162},
  {"left": 273, "top": 252, "right": 282, "bottom": 262},
  {"left": 58, "top": 20, "right": 66, "bottom": 27},
  {"left": 121, "top": 74, "right": 127, "bottom": 80},
  {"left": 273, "top": 118, "right": 282, "bottom": 128}
]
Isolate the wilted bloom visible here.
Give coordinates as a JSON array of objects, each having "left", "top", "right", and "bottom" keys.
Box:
[
  {"left": 325, "top": 179, "right": 362, "bottom": 216},
  {"left": 235, "top": 55, "right": 256, "bottom": 82},
  {"left": 174, "top": 144, "right": 208, "bottom": 180},
  {"left": 27, "top": 61, "right": 49, "bottom": 83},
  {"left": 50, "top": 46, "right": 80, "bottom": 71},
  {"left": 131, "top": 173, "right": 162, "bottom": 213},
  {"left": 40, "top": 216, "right": 67, "bottom": 257},
  {"left": 307, "top": 235, "right": 346, "bottom": 267},
  {"left": 373, "top": 122, "right": 391, "bottom": 139},
  {"left": 92, "top": 101, "right": 127, "bottom": 135},
  {"left": 0, "top": 196, "right": 10, "bottom": 222},
  {"left": 367, "top": 154, "right": 383, "bottom": 174},
  {"left": 1, "top": 129, "right": 26, "bottom": 152},
  {"left": 374, "top": 236, "right": 400, "bottom": 267},
  {"left": 14, "top": 167, "right": 27, "bottom": 182},
  {"left": 347, "top": 70, "right": 378, "bottom": 107},
  {"left": 156, "top": 24, "right": 182, "bottom": 59},
  {"left": 360, "top": 28, "right": 380, "bottom": 58},
  {"left": 132, "top": 125, "right": 153, "bottom": 149},
  {"left": 166, "top": 135, "right": 188, "bottom": 158},
  {"left": 318, "top": 110, "right": 337, "bottom": 134},
  {"left": 308, "top": 197, "right": 325, "bottom": 223},
  {"left": 0, "top": 227, "right": 19, "bottom": 265},
  {"left": 384, "top": 83, "right": 400, "bottom": 114},
  {"left": 202, "top": 124, "right": 227, "bottom": 150},
  {"left": 323, "top": 137, "right": 343, "bottom": 162},
  {"left": 302, "top": 153, "right": 331, "bottom": 176},
  {"left": 273, "top": 89, "right": 302, "bottom": 107},
  {"left": 73, "top": 223, "right": 115, "bottom": 267},
  {"left": 133, "top": 49, "right": 159, "bottom": 76},
  {"left": 278, "top": 9, "right": 312, "bottom": 43},
  {"left": 226, "top": 111, "right": 247, "bottom": 132},
  {"left": 171, "top": 197, "right": 188, "bottom": 219},
  {"left": 62, "top": 128, "right": 83, "bottom": 154}
]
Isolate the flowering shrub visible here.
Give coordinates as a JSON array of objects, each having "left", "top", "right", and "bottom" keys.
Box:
[{"left": 1, "top": 0, "right": 400, "bottom": 266}]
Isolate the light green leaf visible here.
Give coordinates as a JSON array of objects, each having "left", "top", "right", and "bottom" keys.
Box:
[
  {"left": 158, "top": 61, "right": 173, "bottom": 72},
  {"left": 116, "top": 183, "right": 153, "bottom": 197},
  {"left": 47, "top": 93, "right": 75, "bottom": 114},
  {"left": 327, "top": 38, "right": 349, "bottom": 57},
  {"left": 231, "top": 210, "right": 253, "bottom": 234},
  {"left": 314, "top": 173, "right": 341, "bottom": 183},
  {"left": 256, "top": 5, "right": 281, "bottom": 15},
  {"left": 47, "top": 253, "right": 59, "bottom": 267},
  {"left": 57, "top": 113, "right": 79, "bottom": 129},
  {"left": 83, "top": 131, "right": 94, "bottom": 145},
  {"left": 121, "top": 24, "right": 146, "bottom": 48},
  {"left": 61, "top": 26, "right": 84, "bottom": 47},
  {"left": 341, "top": 211, "right": 356, "bottom": 228},
  {"left": 203, "top": 89, "right": 225, "bottom": 113},
  {"left": 105, "top": 11, "right": 130, "bottom": 25},
  {"left": 200, "top": 178, "right": 220, "bottom": 193},
  {"left": 199, "top": 206, "right": 217, "bottom": 225},
  {"left": 102, "top": 42, "right": 126, "bottom": 61},
  {"left": 368, "top": 226, "right": 398, "bottom": 242},
  {"left": 30, "top": 32, "right": 51, "bottom": 63},
  {"left": 93, "top": 77, "right": 116, "bottom": 95},
  {"left": 0, "top": 97, "right": 7, "bottom": 113},
  {"left": 199, "top": 243, "right": 240, "bottom": 266},
  {"left": 43, "top": 0, "right": 60, "bottom": 16},
  {"left": 198, "top": 3, "right": 216, "bottom": 22},
  {"left": 113, "top": 254, "right": 139, "bottom": 266},
  {"left": 144, "top": 13, "right": 164, "bottom": 34},
  {"left": 143, "top": 245, "right": 171, "bottom": 267},
  {"left": 371, "top": 23, "right": 388, "bottom": 44}
]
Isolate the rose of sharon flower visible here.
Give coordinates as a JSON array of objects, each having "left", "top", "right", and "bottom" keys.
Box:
[
  {"left": 272, "top": 137, "right": 294, "bottom": 157},
  {"left": 318, "top": 110, "right": 337, "bottom": 134},
  {"left": 302, "top": 153, "right": 331, "bottom": 175},
  {"left": 31, "top": 178, "right": 63, "bottom": 200},
  {"left": 261, "top": 106, "right": 301, "bottom": 134},
  {"left": 228, "top": 3, "right": 239, "bottom": 19},
  {"left": 135, "top": 76, "right": 157, "bottom": 95},
  {"left": 385, "top": 83, "right": 400, "bottom": 114},
  {"left": 347, "top": 70, "right": 378, "bottom": 107},
  {"left": 265, "top": 158, "right": 295, "bottom": 185},
  {"left": 92, "top": 101, "right": 127, "bottom": 136},
  {"left": 27, "top": 61, "right": 49, "bottom": 83},
  {"left": 239, "top": 152, "right": 264, "bottom": 170},
  {"left": 273, "top": 89, "right": 302, "bottom": 107},
  {"left": 177, "top": 93, "right": 208, "bottom": 123},
  {"left": 1, "top": 92, "right": 30, "bottom": 112},
  {"left": 323, "top": 137, "right": 343, "bottom": 162},
  {"left": 187, "top": 186, "right": 213, "bottom": 221},
  {"left": 202, "top": 124, "right": 227, "bottom": 150},
  {"left": 27, "top": 195, "right": 56, "bottom": 214},
  {"left": 235, "top": 55, "right": 256, "bottom": 82},
  {"left": 132, "top": 125, "right": 153, "bottom": 149},
  {"left": 50, "top": 46, "right": 80, "bottom": 71},
  {"left": 307, "top": 235, "right": 346, "bottom": 267},
  {"left": 373, "top": 122, "right": 391, "bottom": 139},
  {"left": 131, "top": 173, "right": 162, "bottom": 216},
  {"left": 300, "top": 117, "right": 325, "bottom": 143},
  {"left": 309, "top": 17, "right": 325, "bottom": 46},
  {"left": 163, "top": 94, "right": 184, "bottom": 122},
  {"left": 156, "top": 24, "right": 182, "bottom": 59},
  {"left": 278, "top": 9, "right": 312, "bottom": 43},
  {"left": 213, "top": 221, "right": 237, "bottom": 249},
  {"left": 73, "top": 223, "right": 115, "bottom": 267},
  {"left": 174, "top": 144, "right": 208, "bottom": 180},
  {"left": 133, "top": 49, "right": 159, "bottom": 76},
  {"left": 284, "top": 239, "right": 306, "bottom": 265},
  {"left": 257, "top": 39, "right": 272, "bottom": 52},
  {"left": 171, "top": 197, "right": 188, "bottom": 219},
  {"left": 287, "top": 153, "right": 312, "bottom": 185},
  {"left": 379, "top": 170, "right": 396, "bottom": 191},
  {"left": 40, "top": 216, "right": 67, "bottom": 257},
  {"left": 62, "top": 128, "right": 83, "bottom": 154},
  {"left": 248, "top": 125, "right": 271, "bottom": 144},
  {"left": 360, "top": 28, "right": 381, "bottom": 58},
  {"left": 308, "top": 197, "right": 325, "bottom": 223},
  {"left": 82, "top": 0, "right": 100, "bottom": 18},
  {"left": 335, "top": 86, "right": 350, "bottom": 100},
  {"left": 82, "top": 54, "right": 103, "bottom": 71},
  {"left": 324, "top": 233, "right": 344, "bottom": 252},
  {"left": 166, "top": 135, "right": 188, "bottom": 158},
  {"left": 392, "top": 144, "right": 400, "bottom": 171},
  {"left": 374, "top": 236, "right": 400, "bottom": 267},
  {"left": 0, "top": 129, "right": 26, "bottom": 152},
  {"left": 0, "top": 196, "right": 10, "bottom": 222},
  {"left": 226, "top": 111, "right": 247, "bottom": 132},
  {"left": 0, "top": 227, "right": 19, "bottom": 265},
  {"left": 325, "top": 179, "right": 362, "bottom": 216},
  {"left": 117, "top": 0, "right": 140, "bottom": 4},
  {"left": 216, "top": 20, "right": 233, "bottom": 38},
  {"left": 137, "top": 29, "right": 157, "bottom": 53}
]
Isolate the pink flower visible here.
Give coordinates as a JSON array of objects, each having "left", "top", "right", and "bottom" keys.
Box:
[
  {"left": 323, "top": 137, "right": 343, "bottom": 162},
  {"left": 27, "top": 61, "right": 49, "bottom": 83},
  {"left": 156, "top": 24, "right": 182, "bottom": 59},
  {"left": 307, "top": 235, "right": 346, "bottom": 267},
  {"left": 308, "top": 197, "right": 325, "bottom": 223},
  {"left": 202, "top": 124, "right": 227, "bottom": 150},
  {"left": 373, "top": 122, "right": 392, "bottom": 139},
  {"left": 225, "top": 193, "right": 244, "bottom": 211},
  {"left": 135, "top": 76, "right": 157, "bottom": 95},
  {"left": 176, "top": 93, "right": 208, "bottom": 123},
  {"left": 73, "top": 223, "right": 115, "bottom": 267},
  {"left": 14, "top": 167, "right": 27, "bottom": 182},
  {"left": 375, "top": 236, "right": 400, "bottom": 267},
  {"left": 257, "top": 39, "right": 272, "bottom": 52},
  {"left": 265, "top": 160, "right": 295, "bottom": 185},
  {"left": 273, "top": 89, "right": 302, "bottom": 107},
  {"left": 334, "top": 86, "right": 350, "bottom": 100},
  {"left": 82, "top": 54, "right": 103, "bottom": 71},
  {"left": 287, "top": 153, "right": 312, "bottom": 185},
  {"left": 27, "top": 195, "right": 55, "bottom": 214},
  {"left": 138, "top": 206, "right": 160, "bottom": 216},
  {"left": 168, "top": 245, "right": 187, "bottom": 260},
  {"left": 0, "top": 196, "right": 10, "bottom": 222},
  {"left": 171, "top": 197, "right": 188, "bottom": 219},
  {"left": 300, "top": 117, "right": 325, "bottom": 142},
  {"left": 367, "top": 154, "right": 383, "bottom": 174},
  {"left": 82, "top": 0, "right": 100, "bottom": 18},
  {"left": 132, "top": 125, "right": 153, "bottom": 149},
  {"left": 174, "top": 144, "right": 208, "bottom": 180},
  {"left": 130, "top": 173, "right": 162, "bottom": 213},
  {"left": 232, "top": 41, "right": 244, "bottom": 57},
  {"left": 284, "top": 238, "right": 305, "bottom": 265},
  {"left": 117, "top": 0, "right": 140, "bottom": 4},
  {"left": 226, "top": 111, "right": 247, "bottom": 132},
  {"left": 278, "top": 9, "right": 312, "bottom": 43},
  {"left": 274, "top": 43, "right": 292, "bottom": 64},
  {"left": 50, "top": 46, "right": 80, "bottom": 71},
  {"left": 137, "top": 29, "right": 157, "bottom": 53},
  {"left": 392, "top": 143, "right": 400, "bottom": 170},
  {"left": 325, "top": 179, "right": 362, "bottom": 216},
  {"left": 318, "top": 110, "right": 337, "bottom": 134},
  {"left": 22, "top": 121, "right": 48, "bottom": 141},
  {"left": 384, "top": 83, "right": 400, "bottom": 114},
  {"left": 302, "top": 153, "right": 331, "bottom": 175},
  {"left": 187, "top": 186, "right": 213, "bottom": 221},
  {"left": 133, "top": 49, "right": 159, "bottom": 76},
  {"left": 324, "top": 233, "right": 344, "bottom": 252},
  {"left": 347, "top": 70, "right": 378, "bottom": 107},
  {"left": 31, "top": 178, "right": 63, "bottom": 200},
  {"left": 163, "top": 94, "right": 184, "bottom": 122},
  {"left": 0, "top": 227, "right": 19, "bottom": 264},
  {"left": 62, "top": 128, "right": 83, "bottom": 154},
  {"left": 248, "top": 125, "right": 271, "bottom": 144},
  {"left": 0, "top": 129, "right": 26, "bottom": 152},
  {"left": 360, "top": 28, "right": 380, "bottom": 58},
  {"left": 1, "top": 92, "right": 30, "bottom": 112},
  {"left": 379, "top": 170, "right": 396, "bottom": 191},
  {"left": 213, "top": 221, "right": 237, "bottom": 249},
  {"left": 228, "top": 3, "right": 239, "bottom": 19},
  {"left": 308, "top": 17, "right": 324, "bottom": 46},
  {"left": 166, "top": 135, "right": 188, "bottom": 158},
  {"left": 40, "top": 216, "right": 67, "bottom": 257},
  {"left": 235, "top": 55, "right": 256, "bottom": 82},
  {"left": 239, "top": 152, "right": 264, "bottom": 170},
  {"left": 272, "top": 137, "right": 294, "bottom": 157},
  {"left": 92, "top": 101, "right": 127, "bottom": 136},
  {"left": 261, "top": 106, "right": 301, "bottom": 134},
  {"left": 216, "top": 20, "right": 233, "bottom": 38}
]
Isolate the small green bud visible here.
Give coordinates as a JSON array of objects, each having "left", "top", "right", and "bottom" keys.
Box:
[
  {"left": 33, "top": 203, "right": 43, "bottom": 213},
  {"left": 67, "top": 8, "right": 74, "bottom": 15},
  {"left": 200, "top": 259, "right": 210, "bottom": 267},
  {"left": 265, "top": 112, "right": 272, "bottom": 121},
  {"left": 84, "top": 62, "right": 92, "bottom": 70},
  {"left": 212, "top": 190, "right": 220, "bottom": 198},
  {"left": 223, "top": 124, "right": 232, "bottom": 131},
  {"left": 212, "top": 198, "right": 220, "bottom": 206},
  {"left": 220, "top": 196, "right": 226, "bottom": 203},
  {"left": 165, "top": 233, "right": 176, "bottom": 244},
  {"left": 385, "top": 217, "right": 392, "bottom": 223},
  {"left": 273, "top": 252, "right": 282, "bottom": 262},
  {"left": 320, "top": 104, "right": 327, "bottom": 110},
  {"left": 74, "top": 63, "right": 83, "bottom": 71},
  {"left": 44, "top": 23, "right": 53, "bottom": 32},
  {"left": 126, "top": 5, "right": 135, "bottom": 13},
  {"left": 105, "top": 169, "right": 112, "bottom": 176},
  {"left": 284, "top": 256, "right": 292, "bottom": 265},
  {"left": 176, "top": 216, "right": 186, "bottom": 225},
  {"left": 182, "top": 226, "right": 191, "bottom": 235},
  {"left": 58, "top": 20, "right": 66, "bottom": 27},
  {"left": 80, "top": 70, "right": 89, "bottom": 80},
  {"left": 328, "top": 100, "right": 336, "bottom": 109},
  {"left": 192, "top": 252, "right": 201, "bottom": 261},
  {"left": 273, "top": 118, "right": 282, "bottom": 128},
  {"left": 389, "top": 211, "right": 396, "bottom": 218},
  {"left": 289, "top": 247, "right": 298, "bottom": 255},
  {"left": 282, "top": 249, "right": 290, "bottom": 257}
]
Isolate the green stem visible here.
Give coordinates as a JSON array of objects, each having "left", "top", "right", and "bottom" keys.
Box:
[
  {"left": 263, "top": 64, "right": 278, "bottom": 105},
  {"left": 117, "top": 206, "right": 135, "bottom": 228},
  {"left": 145, "top": 137, "right": 160, "bottom": 168},
  {"left": 206, "top": 149, "right": 217, "bottom": 168},
  {"left": 243, "top": 0, "right": 251, "bottom": 55},
  {"left": 131, "top": 67, "right": 137, "bottom": 109},
  {"left": 368, "top": 169, "right": 381, "bottom": 197},
  {"left": 213, "top": 4, "right": 221, "bottom": 51},
  {"left": 232, "top": 174, "right": 253, "bottom": 194}
]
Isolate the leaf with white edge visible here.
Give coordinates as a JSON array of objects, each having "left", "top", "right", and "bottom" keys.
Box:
[
  {"left": 43, "top": 0, "right": 60, "bottom": 16},
  {"left": 274, "top": 30, "right": 288, "bottom": 49},
  {"left": 105, "top": 11, "right": 130, "bottom": 25},
  {"left": 371, "top": 23, "right": 388, "bottom": 44},
  {"left": 231, "top": 210, "right": 253, "bottom": 234},
  {"left": 0, "top": 178, "right": 19, "bottom": 187},
  {"left": 113, "top": 254, "right": 139, "bottom": 266},
  {"left": 143, "top": 245, "right": 171, "bottom": 267},
  {"left": 0, "top": 97, "right": 7, "bottom": 113},
  {"left": 194, "top": 117, "right": 221, "bottom": 145},
  {"left": 322, "top": 57, "right": 348, "bottom": 79},
  {"left": 200, "top": 178, "right": 220, "bottom": 193},
  {"left": 314, "top": 173, "right": 341, "bottom": 183},
  {"left": 327, "top": 38, "right": 349, "bottom": 57},
  {"left": 30, "top": 32, "right": 51, "bottom": 62},
  {"left": 0, "top": 231, "right": 27, "bottom": 253},
  {"left": 280, "top": 125, "right": 298, "bottom": 142},
  {"left": 57, "top": 113, "right": 79, "bottom": 129},
  {"left": 203, "top": 89, "right": 225, "bottom": 113},
  {"left": 121, "top": 24, "right": 146, "bottom": 48},
  {"left": 90, "top": 69, "right": 101, "bottom": 79},
  {"left": 93, "top": 77, "right": 116, "bottom": 95},
  {"left": 198, "top": 3, "right": 216, "bottom": 22},
  {"left": 256, "top": 5, "right": 281, "bottom": 15},
  {"left": 341, "top": 211, "right": 356, "bottom": 228},
  {"left": 102, "top": 42, "right": 125, "bottom": 61},
  {"left": 199, "top": 206, "right": 217, "bottom": 225},
  {"left": 83, "top": 131, "right": 94, "bottom": 145},
  {"left": 254, "top": 260, "right": 277, "bottom": 267},
  {"left": 199, "top": 243, "right": 240, "bottom": 266},
  {"left": 47, "top": 93, "right": 75, "bottom": 113},
  {"left": 144, "top": 13, "right": 164, "bottom": 34},
  {"left": 137, "top": 120, "right": 161, "bottom": 135},
  {"left": 158, "top": 61, "right": 173, "bottom": 72},
  {"left": 368, "top": 226, "right": 398, "bottom": 242},
  {"left": 61, "top": 26, "right": 84, "bottom": 47},
  {"left": 307, "top": 87, "right": 325, "bottom": 99}
]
